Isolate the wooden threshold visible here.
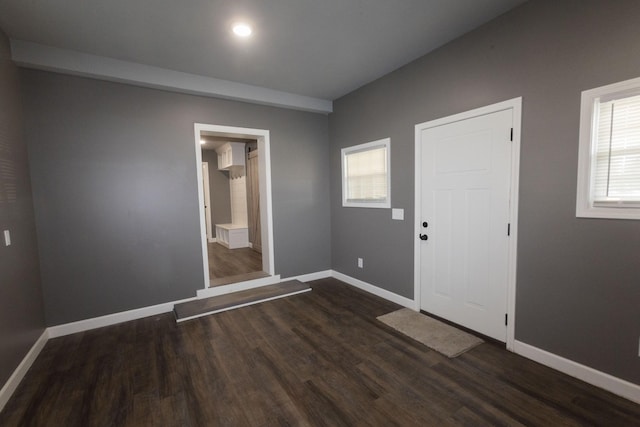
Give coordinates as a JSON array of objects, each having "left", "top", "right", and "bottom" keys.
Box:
[
  {"left": 209, "top": 271, "right": 270, "bottom": 287},
  {"left": 174, "top": 280, "right": 311, "bottom": 322}
]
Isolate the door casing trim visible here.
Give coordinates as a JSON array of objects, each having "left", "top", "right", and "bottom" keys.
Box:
[
  {"left": 413, "top": 97, "right": 522, "bottom": 350},
  {"left": 193, "top": 123, "right": 276, "bottom": 290}
]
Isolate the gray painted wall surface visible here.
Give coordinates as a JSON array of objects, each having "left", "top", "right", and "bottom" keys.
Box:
[
  {"left": 22, "top": 70, "right": 330, "bottom": 326},
  {"left": 201, "top": 149, "right": 232, "bottom": 235},
  {"left": 0, "top": 30, "right": 45, "bottom": 386},
  {"left": 329, "top": 0, "right": 640, "bottom": 384}
]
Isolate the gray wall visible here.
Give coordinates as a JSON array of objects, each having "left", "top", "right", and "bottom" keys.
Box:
[
  {"left": 201, "top": 149, "right": 232, "bottom": 235},
  {"left": 0, "top": 31, "right": 45, "bottom": 386},
  {"left": 329, "top": 0, "right": 640, "bottom": 384},
  {"left": 22, "top": 70, "right": 331, "bottom": 326}
]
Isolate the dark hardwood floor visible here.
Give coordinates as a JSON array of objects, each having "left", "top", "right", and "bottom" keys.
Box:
[
  {"left": 1, "top": 278, "right": 638, "bottom": 426},
  {"left": 207, "top": 242, "right": 262, "bottom": 280}
]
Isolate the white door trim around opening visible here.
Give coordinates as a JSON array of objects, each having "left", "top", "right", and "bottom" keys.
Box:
[
  {"left": 201, "top": 162, "right": 214, "bottom": 243},
  {"left": 413, "top": 97, "right": 522, "bottom": 351},
  {"left": 193, "top": 123, "right": 276, "bottom": 290}
]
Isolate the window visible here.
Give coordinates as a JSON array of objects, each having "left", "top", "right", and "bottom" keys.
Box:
[
  {"left": 342, "top": 138, "right": 390, "bottom": 208},
  {"left": 576, "top": 76, "right": 640, "bottom": 219}
]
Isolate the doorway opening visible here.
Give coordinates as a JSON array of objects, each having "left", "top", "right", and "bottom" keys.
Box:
[{"left": 194, "top": 124, "right": 275, "bottom": 291}]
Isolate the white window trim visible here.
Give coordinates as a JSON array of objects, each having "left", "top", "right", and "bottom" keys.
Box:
[
  {"left": 342, "top": 138, "right": 391, "bottom": 209},
  {"left": 576, "top": 76, "right": 640, "bottom": 220}
]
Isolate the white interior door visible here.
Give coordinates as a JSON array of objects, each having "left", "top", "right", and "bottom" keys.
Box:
[
  {"left": 202, "top": 162, "right": 213, "bottom": 242},
  {"left": 418, "top": 108, "right": 513, "bottom": 342}
]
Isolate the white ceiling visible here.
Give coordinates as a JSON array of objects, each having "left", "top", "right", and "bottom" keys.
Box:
[{"left": 0, "top": 0, "right": 526, "bottom": 102}]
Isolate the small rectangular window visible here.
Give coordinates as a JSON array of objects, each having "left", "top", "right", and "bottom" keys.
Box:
[
  {"left": 342, "top": 138, "right": 390, "bottom": 208},
  {"left": 577, "top": 77, "right": 640, "bottom": 219},
  {"left": 592, "top": 93, "right": 640, "bottom": 205}
]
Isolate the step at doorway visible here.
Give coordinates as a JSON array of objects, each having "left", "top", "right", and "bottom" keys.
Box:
[{"left": 174, "top": 280, "right": 311, "bottom": 322}]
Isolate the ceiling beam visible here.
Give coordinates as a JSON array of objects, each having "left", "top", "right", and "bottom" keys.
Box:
[{"left": 10, "top": 40, "right": 333, "bottom": 114}]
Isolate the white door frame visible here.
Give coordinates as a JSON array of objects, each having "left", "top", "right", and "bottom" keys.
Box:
[
  {"left": 193, "top": 123, "right": 276, "bottom": 289},
  {"left": 413, "top": 97, "right": 522, "bottom": 350},
  {"left": 201, "top": 162, "right": 214, "bottom": 242}
]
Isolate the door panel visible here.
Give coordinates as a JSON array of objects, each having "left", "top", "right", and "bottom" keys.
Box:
[
  {"left": 419, "top": 109, "right": 512, "bottom": 341},
  {"left": 433, "top": 190, "right": 453, "bottom": 298},
  {"left": 465, "top": 188, "right": 490, "bottom": 308},
  {"left": 435, "top": 130, "right": 492, "bottom": 174}
]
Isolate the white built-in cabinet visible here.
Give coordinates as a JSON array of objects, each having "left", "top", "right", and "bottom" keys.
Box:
[
  {"left": 214, "top": 142, "right": 249, "bottom": 249},
  {"left": 216, "top": 142, "right": 245, "bottom": 170},
  {"left": 215, "top": 223, "right": 249, "bottom": 249}
]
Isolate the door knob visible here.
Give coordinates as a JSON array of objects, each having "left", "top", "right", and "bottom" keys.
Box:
[{"left": 419, "top": 234, "right": 428, "bottom": 241}]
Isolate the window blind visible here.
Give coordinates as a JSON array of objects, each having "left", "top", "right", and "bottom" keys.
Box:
[
  {"left": 345, "top": 146, "right": 388, "bottom": 203},
  {"left": 593, "top": 93, "right": 640, "bottom": 205}
]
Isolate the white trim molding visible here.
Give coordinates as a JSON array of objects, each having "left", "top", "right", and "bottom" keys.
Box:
[
  {"left": 47, "top": 298, "right": 196, "bottom": 338},
  {"left": 331, "top": 268, "right": 640, "bottom": 404},
  {"left": 331, "top": 270, "right": 416, "bottom": 310},
  {"left": 414, "top": 97, "right": 522, "bottom": 350},
  {"left": 0, "top": 330, "right": 49, "bottom": 412},
  {"left": 193, "top": 124, "right": 276, "bottom": 291},
  {"left": 2, "top": 271, "right": 639, "bottom": 410},
  {"left": 576, "top": 75, "right": 640, "bottom": 220},
  {"left": 341, "top": 138, "right": 391, "bottom": 209},
  {"left": 514, "top": 340, "right": 640, "bottom": 404},
  {"left": 10, "top": 40, "right": 332, "bottom": 114},
  {"left": 283, "top": 270, "right": 332, "bottom": 283}
]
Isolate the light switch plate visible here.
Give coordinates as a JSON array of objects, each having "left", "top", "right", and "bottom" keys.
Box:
[
  {"left": 392, "top": 208, "right": 404, "bottom": 220},
  {"left": 3, "top": 230, "right": 10, "bottom": 246}
]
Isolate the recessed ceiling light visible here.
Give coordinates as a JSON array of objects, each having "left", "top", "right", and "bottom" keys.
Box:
[{"left": 232, "top": 23, "right": 252, "bottom": 37}]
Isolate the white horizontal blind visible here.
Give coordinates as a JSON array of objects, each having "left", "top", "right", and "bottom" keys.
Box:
[
  {"left": 593, "top": 93, "right": 640, "bottom": 205},
  {"left": 345, "top": 145, "right": 388, "bottom": 203}
]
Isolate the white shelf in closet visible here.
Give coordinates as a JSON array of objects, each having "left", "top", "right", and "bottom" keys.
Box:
[{"left": 216, "top": 142, "right": 245, "bottom": 170}]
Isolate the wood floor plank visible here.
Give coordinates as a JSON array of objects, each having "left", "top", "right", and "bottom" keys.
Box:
[
  {"left": 1, "top": 278, "right": 639, "bottom": 426},
  {"left": 458, "top": 344, "right": 640, "bottom": 425},
  {"left": 207, "top": 242, "right": 262, "bottom": 280},
  {"left": 209, "top": 270, "right": 269, "bottom": 287}
]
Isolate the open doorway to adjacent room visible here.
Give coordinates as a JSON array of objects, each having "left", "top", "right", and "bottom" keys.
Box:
[{"left": 194, "top": 124, "right": 275, "bottom": 289}]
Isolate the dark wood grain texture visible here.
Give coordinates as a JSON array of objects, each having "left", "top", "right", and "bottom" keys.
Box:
[
  {"left": 1, "top": 278, "right": 638, "bottom": 426},
  {"left": 207, "top": 242, "right": 262, "bottom": 281},
  {"left": 209, "top": 271, "right": 269, "bottom": 288},
  {"left": 174, "top": 280, "right": 311, "bottom": 320}
]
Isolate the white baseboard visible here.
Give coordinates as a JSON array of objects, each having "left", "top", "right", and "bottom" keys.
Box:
[
  {"left": 49, "top": 273, "right": 289, "bottom": 338},
  {"left": 4, "top": 275, "right": 637, "bottom": 413},
  {"left": 327, "top": 270, "right": 639, "bottom": 404},
  {"left": 47, "top": 297, "right": 197, "bottom": 338},
  {"left": 283, "top": 270, "right": 332, "bottom": 283},
  {"left": 331, "top": 270, "right": 417, "bottom": 310},
  {"left": 330, "top": 271, "right": 640, "bottom": 404},
  {"left": 0, "top": 330, "right": 49, "bottom": 412},
  {"left": 208, "top": 237, "right": 217, "bottom": 243},
  {"left": 513, "top": 340, "right": 640, "bottom": 404},
  {"left": 196, "top": 274, "right": 282, "bottom": 299}
]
